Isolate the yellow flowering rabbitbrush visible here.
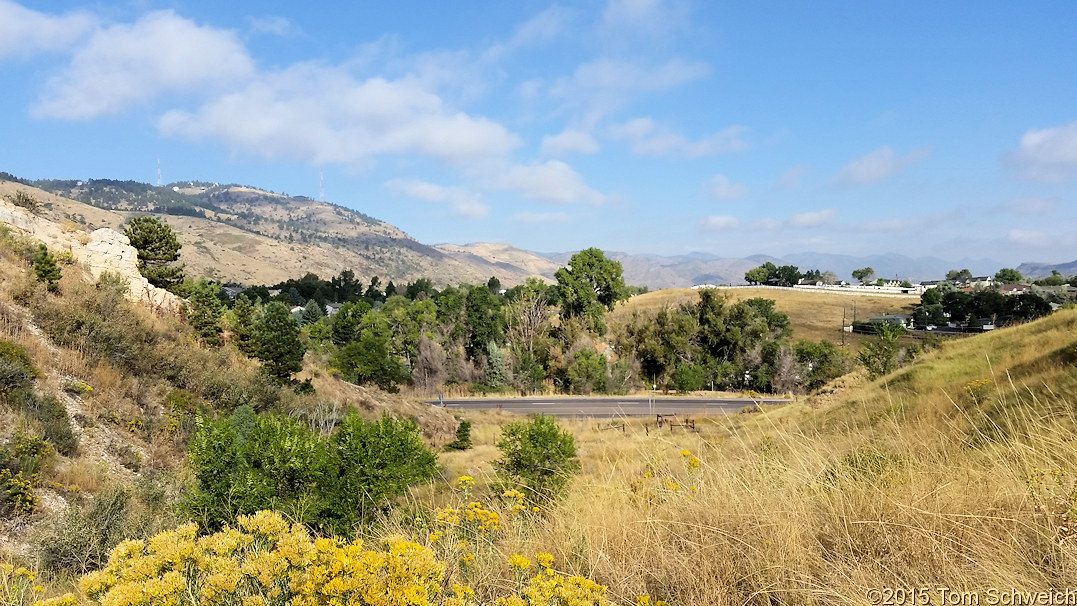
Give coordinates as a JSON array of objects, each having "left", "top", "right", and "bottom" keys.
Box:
[{"left": 76, "top": 510, "right": 613, "bottom": 606}]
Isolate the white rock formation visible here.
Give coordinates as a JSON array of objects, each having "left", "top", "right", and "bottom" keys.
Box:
[{"left": 0, "top": 200, "right": 180, "bottom": 311}]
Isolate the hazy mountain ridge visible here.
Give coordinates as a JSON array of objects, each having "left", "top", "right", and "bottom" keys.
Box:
[
  {"left": 17, "top": 179, "right": 545, "bottom": 287},
  {"left": 1016, "top": 259, "right": 1077, "bottom": 279}
]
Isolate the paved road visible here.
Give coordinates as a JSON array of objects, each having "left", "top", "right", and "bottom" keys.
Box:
[{"left": 428, "top": 396, "right": 792, "bottom": 418}]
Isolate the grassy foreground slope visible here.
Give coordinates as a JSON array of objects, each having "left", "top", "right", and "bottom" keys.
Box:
[{"left": 432, "top": 309, "right": 1077, "bottom": 604}]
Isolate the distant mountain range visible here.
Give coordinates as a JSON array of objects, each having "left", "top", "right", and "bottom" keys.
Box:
[
  {"left": 3, "top": 174, "right": 1061, "bottom": 290},
  {"left": 1016, "top": 259, "right": 1077, "bottom": 279}
]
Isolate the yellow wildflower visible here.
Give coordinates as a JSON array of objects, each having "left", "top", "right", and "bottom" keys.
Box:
[{"left": 507, "top": 554, "right": 531, "bottom": 570}]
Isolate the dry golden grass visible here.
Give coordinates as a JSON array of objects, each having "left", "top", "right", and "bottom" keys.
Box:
[
  {"left": 613, "top": 287, "right": 919, "bottom": 350},
  {"left": 392, "top": 309, "right": 1077, "bottom": 604}
]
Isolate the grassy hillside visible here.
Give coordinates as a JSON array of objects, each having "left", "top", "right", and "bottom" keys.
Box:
[
  {"left": 422, "top": 309, "right": 1077, "bottom": 603},
  {"left": 5, "top": 179, "right": 542, "bottom": 288}
]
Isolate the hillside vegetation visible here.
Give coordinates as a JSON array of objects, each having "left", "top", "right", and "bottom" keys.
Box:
[{"left": 2, "top": 182, "right": 1076, "bottom": 605}]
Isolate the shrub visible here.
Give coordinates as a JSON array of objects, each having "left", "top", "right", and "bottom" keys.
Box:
[
  {"left": 495, "top": 414, "right": 580, "bottom": 504},
  {"left": 182, "top": 407, "right": 437, "bottom": 536},
  {"left": 8, "top": 190, "right": 39, "bottom": 211},
  {"left": 31, "top": 245, "right": 61, "bottom": 291},
  {"left": 2, "top": 387, "right": 78, "bottom": 457},
  {"left": 34, "top": 486, "right": 133, "bottom": 574},
  {"left": 0, "top": 432, "right": 52, "bottom": 516},
  {"left": 445, "top": 419, "right": 472, "bottom": 451},
  {"left": 0, "top": 339, "right": 37, "bottom": 391},
  {"left": 75, "top": 511, "right": 613, "bottom": 606}
]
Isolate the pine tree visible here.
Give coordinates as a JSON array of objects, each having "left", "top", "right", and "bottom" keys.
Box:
[
  {"left": 230, "top": 294, "right": 258, "bottom": 355},
  {"left": 124, "top": 217, "right": 185, "bottom": 289},
  {"left": 255, "top": 302, "right": 306, "bottom": 382},
  {"left": 301, "top": 299, "right": 324, "bottom": 326},
  {"left": 32, "top": 244, "right": 61, "bottom": 291},
  {"left": 188, "top": 280, "right": 224, "bottom": 346}
]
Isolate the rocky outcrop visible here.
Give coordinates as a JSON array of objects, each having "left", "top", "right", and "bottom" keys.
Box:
[{"left": 0, "top": 200, "right": 180, "bottom": 311}]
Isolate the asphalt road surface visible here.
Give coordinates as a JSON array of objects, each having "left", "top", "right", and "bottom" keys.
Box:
[{"left": 428, "top": 396, "right": 792, "bottom": 418}]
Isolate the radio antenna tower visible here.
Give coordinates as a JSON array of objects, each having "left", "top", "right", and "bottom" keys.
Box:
[
  {"left": 319, "top": 169, "right": 325, "bottom": 203},
  {"left": 156, "top": 157, "right": 162, "bottom": 187}
]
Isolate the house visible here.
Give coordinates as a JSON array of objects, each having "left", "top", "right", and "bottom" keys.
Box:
[
  {"left": 290, "top": 306, "right": 305, "bottom": 321},
  {"left": 325, "top": 303, "right": 344, "bottom": 317},
  {"left": 998, "top": 284, "right": 1030, "bottom": 296},
  {"left": 221, "top": 285, "right": 246, "bottom": 300}
]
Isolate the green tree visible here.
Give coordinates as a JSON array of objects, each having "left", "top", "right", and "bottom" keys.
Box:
[
  {"left": 993, "top": 268, "right": 1023, "bottom": 284},
  {"left": 851, "top": 267, "right": 875, "bottom": 284},
  {"left": 1007, "top": 293, "right": 1052, "bottom": 321},
  {"left": 858, "top": 323, "right": 905, "bottom": 380},
  {"left": 445, "top": 419, "right": 473, "bottom": 451},
  {"left": 230, "top": 294, "right": 258, "bottom": 355},
  {"left": 487, "top": 276, "right": 501, "bottom": 295},
  {"left": 793, "top": 339, "right": 851, "bottom": 391},
  {"left": 745, "top": 262, "right": 775, "bottom": 285},
  {"left": 1034, "top": 270, "right": 1066, "bottom": 287},
  {"left": 301, "top": 299, "right": 324, "bottom": 326},
  {"left": 554, "top": 248, "right": 627, "bottom": 335},
  {"left": 921, "top": 288, "right": 942, "bottom": 306},
  {"left": 331, "top": 324, "right": 410, "bottom": 393},
  {"left": 187, "top": 280, "right": 224, "bottom": 346},
  {"left": 776, "top": 264, "right": 803, "bottom": 287},
  {"left": 495, "top": 414, "right": 580, "bottom": 504},
  {"left": 946, "top": 268, "right": 974, "bottom": 283},
  {"left": 484, "top": 341, "right": 510, "bottom": 389},
  {"left": 123, "top": 217, "right": 185, "bottom": 290},
  {"left": 566, "top": 349, "right": 607, "bottom": 395},
  {"left": 32, "top": 244, "right": 61, "bottom": 291},
  {"left": 254, "top": 302, "right": 306, "bottom": 383},
  {"left": 464, "top": 286, "right": 504, "bottom": 360}
]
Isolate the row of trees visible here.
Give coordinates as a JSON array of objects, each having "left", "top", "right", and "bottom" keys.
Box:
[{"left": 913, "top": 286, "right": 1053, "bottom": 327}]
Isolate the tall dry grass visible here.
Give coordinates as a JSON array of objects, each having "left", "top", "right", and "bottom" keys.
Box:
[{"left": 390, "top": 310, "right": 1077, "bottom": 605}]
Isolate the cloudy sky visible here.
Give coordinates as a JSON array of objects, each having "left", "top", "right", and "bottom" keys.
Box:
[{"left": 1, "top": 1, "right": 1075, "bottom": 264}]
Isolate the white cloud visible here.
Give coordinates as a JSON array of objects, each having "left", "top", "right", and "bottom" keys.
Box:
[
  {"left": 1010, "top": 122, "right": 1077, "bottom": 182},
  {"left": 789, "top": 208, "right": 836, "bottom": 228},
  {"left": 700, "top": 215, "right": 739, "bottom": 232},
  {"left": 482, "top": 6, "right": 573, "bottom": 61},
  {"left": 749, "top": 218, "right": 783, "bottom": 231},
  {"left": 707, "top": 174, "right": 748, "bottom": 200},
  {"left": 160, "top": 64, "right": 520, "bottom": 166},
  {"left": 33, "top": 10, "right": 254, "bottom": 119},
  {"left": 774, "top": 165, "right": 807, "bottom": 189},
  {"left": 247, "top": 16, "right": 300, "bottom": 37},
  {"left": 832, "top": 146, "right": 928, "bottom": 185},
  {"left": 551, "top": 58, "right": 708, "bottom": 121},
  {"left": 385, "top": 179, "right": 488, "bottom": 219},
  {"left": 0, "top": 1, "right": 96, "bottom": 59},
  {"left": 1008, "top": 229, "right": 1048, "bottom": 247},
  {"left": 513, "top": 211, "right": 569, "bottom": 224},
  {"left": 1003, "top": 197, "right": 1057, "bottom": 215},
  {"left": 599, "top": 0, "right": 689, "bottom": 42},
  {"left": 492, "top": 160, "right": 606, "bottom": 205},
  {"left": 610, "top": 117, "right": 748, "bottom": 157},
  {"left": 541, "top": 128, "right": 599, "bottom": 156}
]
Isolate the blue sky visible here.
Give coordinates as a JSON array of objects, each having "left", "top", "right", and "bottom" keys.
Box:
[{"left": 1, "top": 1, "right": 1075, "bottom": 265}]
